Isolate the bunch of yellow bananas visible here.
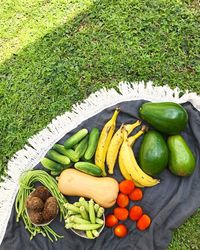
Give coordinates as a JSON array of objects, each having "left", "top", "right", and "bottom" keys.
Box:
[
  {"left": 95, "top": 108, "right": 120, "bottom": 176},
  {"left": 95, "top": 108, "right": 160, "bottom": 187},
  {"left": 119, "top": 129, "right": 159, "bottom": 187}
]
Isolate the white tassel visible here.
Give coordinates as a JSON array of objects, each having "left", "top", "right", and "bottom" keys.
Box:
[{"left": 0, "top": 81, "right": 199, "bottom": 244}]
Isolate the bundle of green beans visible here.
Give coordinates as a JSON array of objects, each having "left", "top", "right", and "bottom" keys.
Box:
[
  {"left": 15, "top": 170, "right": 67, "bottom": 241},
  {"left": 64, "top": 197, "right": 105, "bottom": 239}
]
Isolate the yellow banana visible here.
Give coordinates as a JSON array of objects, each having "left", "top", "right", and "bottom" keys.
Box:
[
  {"left": 95, "top": 108, "right": 120, "bottom": 176},
  {"left": 124, "top": 120, "right": 141, "bottom": 135},
  {"left": 119, "top": 130, "right": 159, "bottom": 187},
  {"left": 119, "top": 156, "right": 144, "bottom": 187},
  {"left": 133, "top": 181, "right": 144, "bottom": 188},
  {"left": 106, "top": 124, "right": 125, "bottom": 174},
  {"left": 118, "top": 153, "right": 132, "bottom": 180},
  {"left": 128, "top": 125, "right": 148, "bottom": 146},
  {"left": 106, "top": 120, "right": 141, "bottom": 175},
  {"left": 118, "top": 126, "right": 147, "bottom": 187}
]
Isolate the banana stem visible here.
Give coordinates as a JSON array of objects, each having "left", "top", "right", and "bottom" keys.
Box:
[
  {"left": 128, "top": 125, "right": 148, "bottom": 146},
  {"left": 110, "top": 108, "right": 120, "bottom": 122},
  {"left": 125, "top": 120, "right": 141, "bottom": 135}
]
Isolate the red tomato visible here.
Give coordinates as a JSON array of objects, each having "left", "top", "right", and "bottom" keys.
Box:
[
  {"left": 119, "top": 180, "right": 135, "bottom": 195},
  {"left": 114, "top": 224, "right": 128, "bottom": 238},
  {"left": 129, "top": 205, "right": 143, "bottom": 221},
  {"left": 114, "top": 207, "right": 129, "bottom": 221},
  {"left": 137, "top": 214, "right": 151, "bottom": 231},
  {"left": 117, "top": 193, "right": 129, "bottom": 208},
  {"left": 129, "top": 188, "right": 143, "bottom": 201},
  {"left": 105, "top": 214, "right": 118, "bottom": 228}
]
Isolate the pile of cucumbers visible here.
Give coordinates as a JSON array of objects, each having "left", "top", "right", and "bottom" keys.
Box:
[
  {"left": 138, "top": 102, "right": 196, "bottom": 177},
  {"left": 41, "top": 127, "right": 102, "bottom": 177}
]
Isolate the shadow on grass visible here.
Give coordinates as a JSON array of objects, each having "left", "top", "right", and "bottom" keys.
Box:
[{"left": 0, "top": 0, "right": 199, "bottom": 170}]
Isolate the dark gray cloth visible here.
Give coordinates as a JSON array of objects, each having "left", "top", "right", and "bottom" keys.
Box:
[{"left": 1, "top": 100, "right": 200, "bottom": 250}]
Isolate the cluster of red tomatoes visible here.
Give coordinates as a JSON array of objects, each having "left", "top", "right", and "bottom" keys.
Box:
[{"left": 105, "top": 180, "right": 151, "bottom": 238}]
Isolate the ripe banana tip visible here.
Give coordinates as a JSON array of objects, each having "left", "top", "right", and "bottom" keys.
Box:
[{"left": 154, "top": 179, "right": 160, "bottom": 185}]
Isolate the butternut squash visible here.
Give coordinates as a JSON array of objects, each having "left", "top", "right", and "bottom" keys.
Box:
[{"left": 58, "top": 169, "right": 119, "bottom": 208}]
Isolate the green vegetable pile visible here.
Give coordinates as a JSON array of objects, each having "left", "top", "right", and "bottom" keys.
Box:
[
  {"left": 41, "top": 127, "right": 101, "bottom": 177},
  {"left": 15, "top": 170, "right": 67, "bottom": 241},
  {"left": 64, "top": 197, "right": 104, "bottom": 239}
]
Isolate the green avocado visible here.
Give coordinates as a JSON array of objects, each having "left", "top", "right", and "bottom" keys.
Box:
[
  {"left": 139, "top": 102, "right": 188, "bottom": 135},
  {"left": 139, "top": 130, "right": 169, "bottom": 176},
  {"left": 167, "top": 135, "right": 196, "bottom": 176}
]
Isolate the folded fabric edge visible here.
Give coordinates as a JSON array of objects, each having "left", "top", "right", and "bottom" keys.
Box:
[{"left": 0, "top": 80, "right": 199, "bottom": 245}]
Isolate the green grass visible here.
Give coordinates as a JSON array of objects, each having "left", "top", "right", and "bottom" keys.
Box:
[{"left": 0, "top": 0, "right": 200, "bottom": 248}]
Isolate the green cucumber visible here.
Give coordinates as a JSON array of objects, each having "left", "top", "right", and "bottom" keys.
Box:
[
  {"left": 64, "top": 128, "right": 88, "bottom": 149},
  {"left": 74, "top": 162, "right": 102, "bottom": 176},
  {"left": 139, "top": 102, "right": 188, "bottom": 135},
  {"left": 73, "top": 144, "right": 79, "bottom": 150},
  {"left": 40, "top": 157, "right": 63, "bottom": 171},
  {"left": 75, "top": 135, "right": 89, "bottom": 158},
  {"left": 47, "top": 150, "right": 70, "bottom": 165},
  {"left": 53, "top": 144, "right": 79, "bottom": 162},
  {"left": 50, "top": 170, "right": 62, "bottom": 176},
  {"left": 63, "top": 162, "right": 73, "bottom": 169},
  {"left": 53, "top": 163, "right": 72, "bottom": 176},
  {"left": 81, "top": 155, "right": 94, "bottom": 163},
  {"left": 84, "top": 128, "right": 100, "bottom": 160}
]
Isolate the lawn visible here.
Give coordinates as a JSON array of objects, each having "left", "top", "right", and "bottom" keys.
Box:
[{"left": 0, "top": 0, "right": 200, "bottom": 248}]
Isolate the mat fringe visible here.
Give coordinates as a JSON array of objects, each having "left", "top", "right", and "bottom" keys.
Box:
[{"left": 0, "top": 81, "right": 199, "bottom": 244}]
